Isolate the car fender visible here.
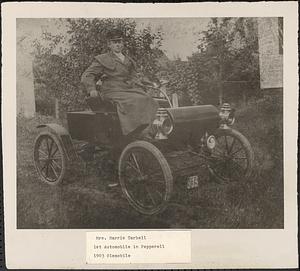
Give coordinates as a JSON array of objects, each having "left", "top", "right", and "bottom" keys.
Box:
[{"left": 37, "top": 123, "right": 77, "bottom": 160}]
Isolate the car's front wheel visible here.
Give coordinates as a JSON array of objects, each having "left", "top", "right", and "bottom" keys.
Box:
[{"left": 118, "top": 140, "right": 173, "bottom": 215}]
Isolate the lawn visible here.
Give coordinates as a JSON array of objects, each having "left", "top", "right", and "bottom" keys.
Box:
[{"left": 17, "top": 95, "right": 283, "bottom": 229}]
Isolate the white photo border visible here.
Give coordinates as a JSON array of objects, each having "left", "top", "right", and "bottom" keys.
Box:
[{"left": 2, "top": 2, "right": 298, "bottom": 269}]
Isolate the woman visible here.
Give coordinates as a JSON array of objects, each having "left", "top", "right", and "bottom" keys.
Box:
[{"left": 81, "top": 29, "right": 159, "bottom": 136}]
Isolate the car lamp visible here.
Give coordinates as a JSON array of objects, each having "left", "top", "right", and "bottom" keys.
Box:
[
  {"left": 219, "top": 103, "right": 235, "bottom": 125},
  {"left": 153, "top": 108, "right": 174, "bottom": 139},
  {"left": 206, "top": 135, "right": 216, "bottom": 149}
]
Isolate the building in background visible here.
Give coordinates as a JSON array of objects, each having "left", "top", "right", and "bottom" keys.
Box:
[
  {"left": 17, "top": 20, "right": 36, "bottom": 118},
  {"left": 257, "top": 17, "right": 283, "bottom": 91}
]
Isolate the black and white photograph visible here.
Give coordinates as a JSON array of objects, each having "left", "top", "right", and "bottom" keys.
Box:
[
  {"left": 2, "top": 2, "right": 298, "bottom": 269},
  {"left": 16, "top": 16, "right": 284, "bottom": 229}
]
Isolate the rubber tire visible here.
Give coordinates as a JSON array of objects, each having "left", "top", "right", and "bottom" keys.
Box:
[
  {"left": 118, "top": 140, "right": 173, "bottom": 215},
  {"left": 33, "top": 130, "right": 67, "bottom": 185},
  {"left": 209, "top": 128, "right": 254, "bottom": 182}
]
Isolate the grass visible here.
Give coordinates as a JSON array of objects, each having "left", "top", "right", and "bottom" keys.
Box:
[{"left": 17, "top": 95, "right": 283, "bottom": 229}]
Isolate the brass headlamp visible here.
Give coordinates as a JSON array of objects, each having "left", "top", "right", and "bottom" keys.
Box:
[
  {"left": 153, "top": 108, "right": 174, "bottom": 140},
  {"left": 219, "top": 103, "right": 235, "bottom": 126}
]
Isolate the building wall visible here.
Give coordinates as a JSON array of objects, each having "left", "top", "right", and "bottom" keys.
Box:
[
  {"left": 16, "top": 19, "right": 36, "bottom": 118},
  {"left": 257, "top": 17, "right": 283, "bottom": 90}
]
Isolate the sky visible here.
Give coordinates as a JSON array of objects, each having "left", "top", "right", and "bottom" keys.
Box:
[
  {"left": 135, "top": 18, "right": 210, "bottom": 59},
  {"left": 17, "top": 18, "right": 210, "bottom": 60}
]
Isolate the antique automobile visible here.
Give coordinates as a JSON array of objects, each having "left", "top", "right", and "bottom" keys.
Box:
[{"left": 33, "top": 82, "right": 254, "bottom": 215}]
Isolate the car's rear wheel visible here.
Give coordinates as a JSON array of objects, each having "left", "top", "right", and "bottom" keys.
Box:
[
  {"left": 33, "top": 131, "right": 67, "bottom": 185},
  {"left": 208, "top": 128, "right": 254, "bottom": 182},
  {"left": 119, "top": 140, "right": 173, "bottom": 215}
]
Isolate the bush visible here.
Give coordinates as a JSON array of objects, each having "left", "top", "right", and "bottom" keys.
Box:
[
  {"left": 35, "top": 97, "right": 55, "bottom": 116},
  {"left": 33, "top": 81, "right": 55, "bottom": 116},
  {"left": 234, "top": 93, "right": 283, "bottom": 173}
]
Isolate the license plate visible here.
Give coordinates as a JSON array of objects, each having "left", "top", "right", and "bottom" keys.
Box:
[{"left": 186, "top": 175, "right": 199, "bottom": 189}]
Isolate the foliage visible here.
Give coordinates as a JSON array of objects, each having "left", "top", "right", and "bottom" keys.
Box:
[
  {"left": 166, "top": 18, "right": 260, "bottom": 105},
  {"left": 34, "top": 82, "right": 55, "bottom": 116},
  {"left": 33, "top": 18, "right": 163, "bottom": 115},
  {"left": 33, "top": 17, "right": 260, "bottom": 112}
]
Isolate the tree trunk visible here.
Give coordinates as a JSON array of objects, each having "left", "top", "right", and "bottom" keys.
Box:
[
  {"left": 218, "top": 59, "right": 224, "bottom": 105},
  {"left": 218, "top": 82, "right": 223, "bottom": 105},
  {"left": 55, "top": 98, "right": 59, "bottom": 119},
  {"left": 242, "top": 89, "right": 247, "bottom": 106},
  {"left": 172, "top": 93, "right": 179, "bottom": 108}
]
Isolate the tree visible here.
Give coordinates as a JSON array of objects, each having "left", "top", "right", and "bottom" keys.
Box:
[
  {"left": 166, "top": 18, "right": 259, "bottom": 106},
  {"left": 33, "top": 18, "right": 163, "bottom": 117}
]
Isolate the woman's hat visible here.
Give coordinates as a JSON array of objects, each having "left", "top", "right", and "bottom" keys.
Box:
[{"left": 107, "top": 29, "right": 124, "bottom": 41}]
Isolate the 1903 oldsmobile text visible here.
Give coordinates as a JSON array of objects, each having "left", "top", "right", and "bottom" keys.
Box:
[{"left": 86, "top": 231, "right": 190, "bottom": 263}]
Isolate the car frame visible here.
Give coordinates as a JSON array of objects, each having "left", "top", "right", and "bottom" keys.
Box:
[{"left": 33, "top": 84, "right": 254, "bottom": 215}]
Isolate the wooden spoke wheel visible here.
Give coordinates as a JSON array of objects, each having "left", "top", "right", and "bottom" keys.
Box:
[
  {"left": 119, "top": 141, "right": 173, "bottom": 215},
  {"left": 208, "top": 128, "right": 254, "bottom": 182},
  {"left": 34, "top": 131, "right": 67, "bottom": 185}
]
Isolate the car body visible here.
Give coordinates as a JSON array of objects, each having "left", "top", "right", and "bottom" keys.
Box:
[{"left": 34, "top": 89, "right": 254, "bottom": 215}]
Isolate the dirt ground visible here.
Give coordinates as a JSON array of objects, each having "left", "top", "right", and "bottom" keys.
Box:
[{"left": 17, "top": 98, "right": 284, "bottom": 229}]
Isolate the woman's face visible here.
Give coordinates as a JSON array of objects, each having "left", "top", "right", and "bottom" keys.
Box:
[{"left": 108, "top": 39, "right": 124, "bottom": 53}]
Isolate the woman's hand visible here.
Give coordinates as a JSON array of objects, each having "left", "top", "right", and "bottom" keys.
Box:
[{"left": 90, "top": 90, "right": 98, "bottom": 97}]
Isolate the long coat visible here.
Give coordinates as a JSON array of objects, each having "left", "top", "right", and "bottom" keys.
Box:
[{"left": 81, "top": 52, "right": 159, "bottom": 135}]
